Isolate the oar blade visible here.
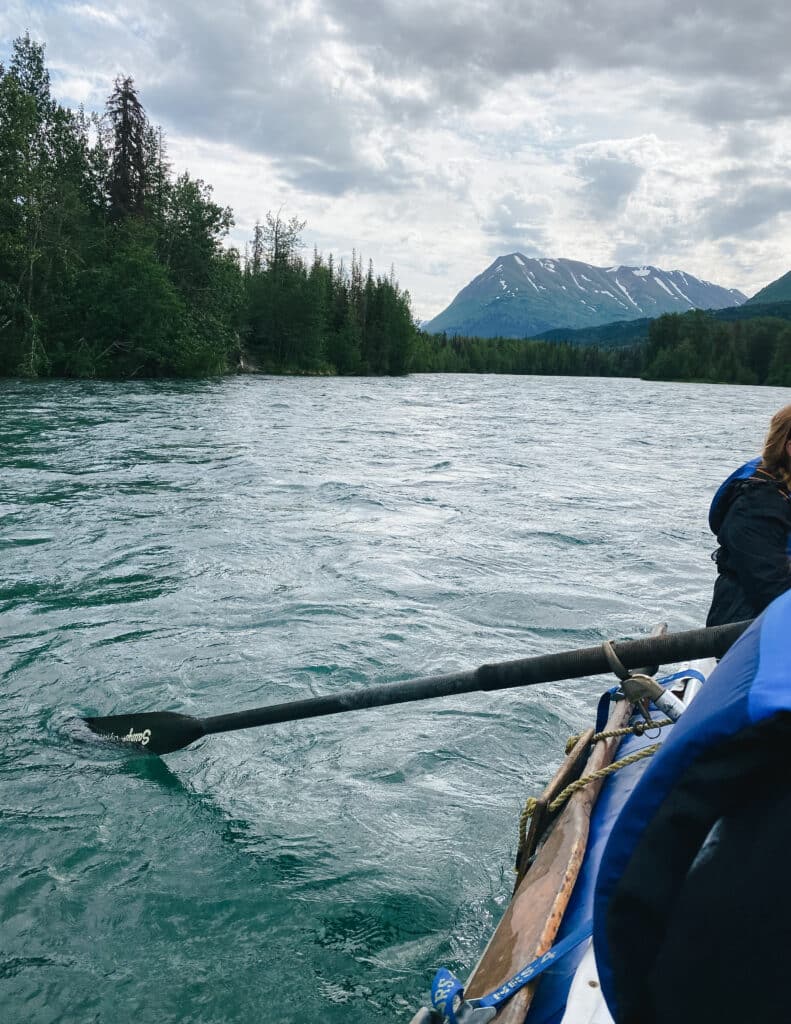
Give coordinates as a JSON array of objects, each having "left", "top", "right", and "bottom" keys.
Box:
[{"left": 83, "top": 711, "right": 205, "bottom": 755}]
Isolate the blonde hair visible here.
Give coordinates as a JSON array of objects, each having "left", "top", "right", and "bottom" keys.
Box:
[{"left": 761, "top": 403, "right": 791, "bottom": 487}]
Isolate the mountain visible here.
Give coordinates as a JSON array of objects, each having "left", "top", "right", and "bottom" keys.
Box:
[
  {"left": 425, "top": 254, "right": 747, "bottom": 338},
  {"left": 532, "top": 300, "right": 791, "bottom": 349},
  {"left": 746, "top": 270, "right": 791, "bottom": 305}
]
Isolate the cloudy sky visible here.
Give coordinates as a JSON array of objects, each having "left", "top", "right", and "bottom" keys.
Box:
[{"left": 3, "top": 1, "right": 790, "bottom": 320}]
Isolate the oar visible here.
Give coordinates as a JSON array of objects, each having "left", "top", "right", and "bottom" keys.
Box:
[{"left": 83, "top": 619, "right": 751, "bottom": 755}]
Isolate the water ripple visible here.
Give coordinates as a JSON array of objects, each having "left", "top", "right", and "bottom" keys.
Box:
[{"left": 1, "top": 374, "right": 788, "bottom": 1023}]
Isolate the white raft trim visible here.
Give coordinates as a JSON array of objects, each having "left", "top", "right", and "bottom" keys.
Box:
[{"left": 558, "top": 941, "right": 613, "bottom": 1024}]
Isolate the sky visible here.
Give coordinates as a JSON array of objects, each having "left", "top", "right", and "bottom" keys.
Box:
[{"left": 2, "top": 1, "right": 791, "bottom": 322}]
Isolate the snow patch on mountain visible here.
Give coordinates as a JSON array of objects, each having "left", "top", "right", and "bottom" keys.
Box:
[
  {"left": 614, "top": 277, "right": 640, "bottom": 308},
  {"left": 668, "top": 278, "right": 693, "bottom": 304}
]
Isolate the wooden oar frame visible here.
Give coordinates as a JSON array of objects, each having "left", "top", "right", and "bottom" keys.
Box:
[{"left": 462, "top": 692, "right": 635, "bottom": 1022}]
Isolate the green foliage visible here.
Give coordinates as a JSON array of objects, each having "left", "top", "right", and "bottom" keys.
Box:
[
  {"left": 409, "top": 330, "right": 642, "bottom": 376},
  {"left": 0, "top": 36, "right": 420, "bottom": 380},
  {"left": 70, "top": 223, "right": 183, "bottom": 376},
  {"left": 106, "top": 76, "right": 147, "bottom": 219},
  {"left": 242, "top": 233, "right": 417, "bottom": 375},
  {"left": 0, "top": 36, "right": 240, "bottom": 378},
  {"left": 642, "top": 310, "right": 791, "bottom": 386}
]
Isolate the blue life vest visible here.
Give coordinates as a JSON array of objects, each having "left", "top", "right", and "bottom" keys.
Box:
[
  {"left": 708, "top": 457, "right": 761, "bottom": 534},
  {"left": 708, "top": 457, "right": 791, "bottom": 557},
  {"left": 593, "top": 590, "right": 791, "bottom": 1023}
]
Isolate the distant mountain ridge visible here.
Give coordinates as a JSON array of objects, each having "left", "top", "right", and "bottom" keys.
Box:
[
  {"left": 746, "top": 269, "right": 791, "bottom": 305},
  {"left": 532, "top": 299, "right": 791, "bottom": 349},
  {"left": 425, "top": 254, "right": 747, "bottom": 338}
]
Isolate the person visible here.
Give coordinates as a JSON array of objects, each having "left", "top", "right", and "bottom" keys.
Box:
[{"left": 706, "top": 403, "right": 791, "bottom": 627}]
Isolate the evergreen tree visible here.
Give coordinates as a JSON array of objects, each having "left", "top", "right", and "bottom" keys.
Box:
[
  {"left": 767, "top": 327, "right": 791, "bottom": 387},
  {"left": 144, "top": 123, "right": 171, "bottom": 232},
  {"left": 106, "top": 75, "right": 147, "bottom": 219},
  {"left": 0, "top": 38, "right": 591, "bottom": 382},
  {"left": 0, "top": 35, "right": 85, "bottom": 376}
]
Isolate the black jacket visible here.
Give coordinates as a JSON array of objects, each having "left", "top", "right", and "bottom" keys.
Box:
[{"left": 706, "top": 471, "right": 791, "bottom": 627}]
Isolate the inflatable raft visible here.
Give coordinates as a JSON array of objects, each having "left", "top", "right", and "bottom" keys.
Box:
[{"left": 410, "top": 591, "right": 791, "bottom": 1024}]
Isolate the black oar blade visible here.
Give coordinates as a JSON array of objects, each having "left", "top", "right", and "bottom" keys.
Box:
[{"left": 83, "top": 711, "right": 206, "bottom": 755}]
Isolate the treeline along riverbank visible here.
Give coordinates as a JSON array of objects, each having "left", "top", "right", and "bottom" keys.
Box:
[
  {"left": 0, "top": 36, "right": 415, "bottom": 379},
  {"left": 422, "top": 309, "right": 791, "bottom": 386},
  {"left": 2, "top": 36, "right": 790, "bottom": 386}
]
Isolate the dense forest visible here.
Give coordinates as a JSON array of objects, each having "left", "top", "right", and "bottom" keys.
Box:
[
  {"left": 2, "top": 36, "right": 790, "bottom": 386},
  {"left": 0, "top": 36, "right": 415, "bottom": 378},
  {"left": 642, "top": 309, "right": 791, "bottom": 386},
  {"left": 1, "top": 36, "right": 241, "bottom": 377},
  {"left": 410, "top": 331, "right": 642, "bottom": 376},
  {"left": 409, "top": 310, "right": 791, "bottom": 385}
]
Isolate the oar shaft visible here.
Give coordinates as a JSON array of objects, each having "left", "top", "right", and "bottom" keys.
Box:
[
  {"left": 202, "top": 619, "right": 751, "bottom": 738},
  {"left": 202, "top": 667, "right": 478, "bottom": 735},
  {"left": 475, "top": 618, "right": 748, "bottom": 690}
]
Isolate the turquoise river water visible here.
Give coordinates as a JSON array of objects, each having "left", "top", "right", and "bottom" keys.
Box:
[{"left": 1, "top": 374, "right": 789, "bottom": 1024}]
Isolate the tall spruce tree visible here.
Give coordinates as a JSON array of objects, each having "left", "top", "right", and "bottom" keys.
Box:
[{"left": 106, "top": 75, "right": 147, "bottom": 219}]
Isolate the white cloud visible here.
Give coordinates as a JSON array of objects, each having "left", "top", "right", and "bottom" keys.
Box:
[
  {"left": 64, "top": 4, "right": 122, "bottom": 28},
  {"left": 3, "top": 0, "right": 791, "bottom": 318}
]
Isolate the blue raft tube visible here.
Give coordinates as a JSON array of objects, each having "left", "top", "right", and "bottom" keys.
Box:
[{"left": 409, "top": 589, "right": 791, "bottom": 1024}]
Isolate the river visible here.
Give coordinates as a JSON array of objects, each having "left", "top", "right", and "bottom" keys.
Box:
[{"left": 1, "top": 373, "right": 787, "bottom": 1023}]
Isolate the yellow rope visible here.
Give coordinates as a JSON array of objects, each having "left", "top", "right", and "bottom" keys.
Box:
[
  {"left": 518, "top": 797, "right": 539, "bottom": 850},
  {"left": 547, "top": 743, "right": 660, "bottom": 812},
  {"left": 519, "top": 718, "right": 673, "bottom": 861},
  {"left": 565, "top": 718, "right": 672, "bottom": 754}
]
